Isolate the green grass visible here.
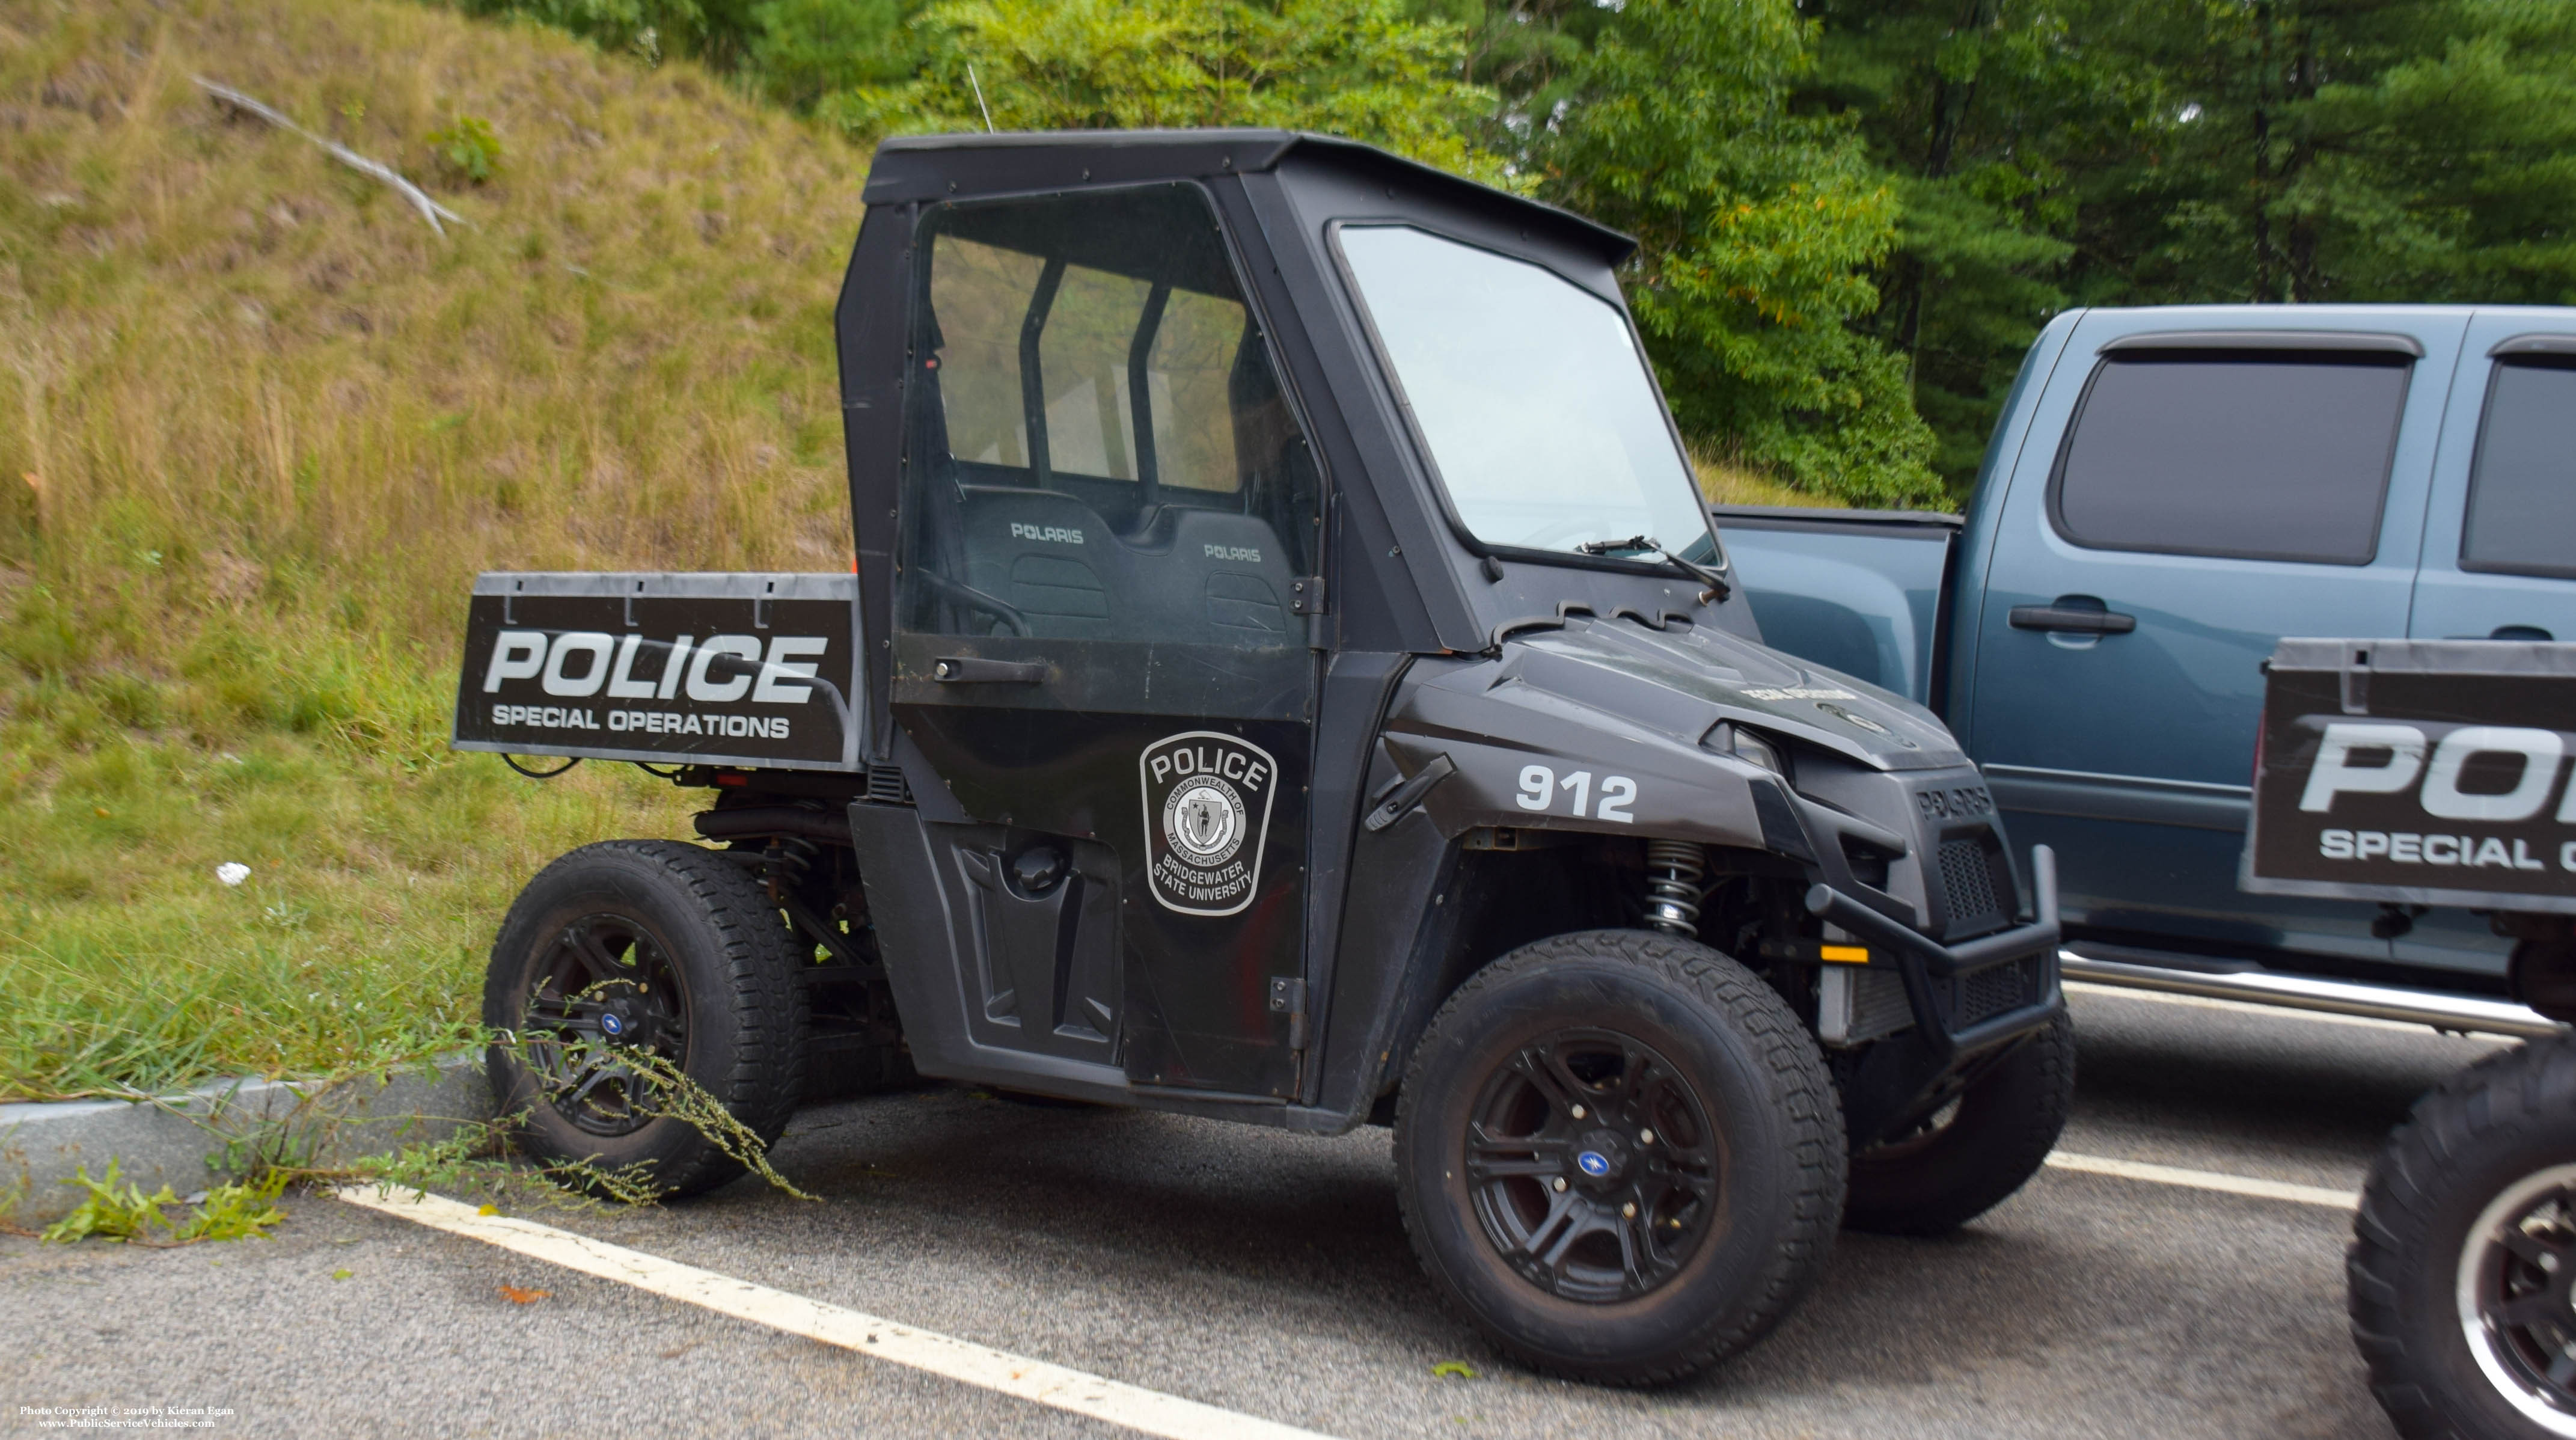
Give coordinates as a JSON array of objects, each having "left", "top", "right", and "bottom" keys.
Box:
[
  {"left": 0, "top": 0, "right": 862, "bottom": 1100},
  {"left": 0, "top": 611, "right": 696, "bottom": 1098}
]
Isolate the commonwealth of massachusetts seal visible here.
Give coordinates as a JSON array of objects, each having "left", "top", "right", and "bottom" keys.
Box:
[{"left": 1140, "top": 731, "right": 1279, "bottom": 916}]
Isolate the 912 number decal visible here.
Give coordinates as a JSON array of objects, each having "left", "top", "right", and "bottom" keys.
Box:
[{"left": 1515, "top": 764, "right": 1638, "bottom": 823}]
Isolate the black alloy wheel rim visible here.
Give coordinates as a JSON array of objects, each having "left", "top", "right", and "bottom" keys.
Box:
[
  {"left": 2461, "top": 1164, "right": 2576, "bottom": 1430},
  {"left": 521, "top": 914, "right": 690, "bottom": 1138},
  {"left": 1463, "top": 1027, "right": 1721, "bottom": 1304}
]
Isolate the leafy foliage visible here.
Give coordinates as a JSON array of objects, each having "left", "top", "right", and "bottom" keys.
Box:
[
  {"left": 1807, "top": 0, "right": 2576, "bottom": 489},
  {"left": 2106, "top": 0, "right": 2576, "bottom": 307},
  {"left": 1801, "top": 0, "right": 2117, "bottom": 482},
  {"left": 747, "top": 0, "right": 922, "bottom": 108},
  {"left": 40, "top": 1161, "right": 289, "bottom": 1246},
  {"left": 426, "top": 114, "right": 505, "bottom": 182},
  {"left": 831, "top": 0, "right": 1501, "bottom": 183},
  {"left": 1484, "top": 0, "right": 1944, "bottom": 506}
]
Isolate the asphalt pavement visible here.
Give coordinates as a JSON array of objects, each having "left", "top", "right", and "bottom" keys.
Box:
[{"left": 2, "top": 985, "right": 2514, "bottom": 1438}]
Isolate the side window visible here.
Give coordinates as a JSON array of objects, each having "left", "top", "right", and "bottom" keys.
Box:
[
  {"left": 898, "top": 185, "right": 1318, "bottom": 650},
  {"left": 2049, "top": 353, "right": 2410, "bottom": 565},
  {"left": 2462, "top": 357, "right": 2576, "bottom": 579}
]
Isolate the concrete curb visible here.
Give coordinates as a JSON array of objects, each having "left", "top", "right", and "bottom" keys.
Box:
[{"left": 1, "top": 1054, "right": 496, "bottom": 1225}]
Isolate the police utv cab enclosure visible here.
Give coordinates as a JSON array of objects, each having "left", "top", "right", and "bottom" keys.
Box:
[{"left": 455, "top": 130, "right": 2069, "bottom": 1384}]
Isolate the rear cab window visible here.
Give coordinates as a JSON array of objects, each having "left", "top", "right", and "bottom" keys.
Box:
[
  {"left": 2461, "top": 349, "right": 2576, "bottom": 580},
  {"left": 2406, "top": 325, "right": 2576, "bottom": 643},
  {"left": 2049, "top": 349, "right": 2412, "bottom": 565}
]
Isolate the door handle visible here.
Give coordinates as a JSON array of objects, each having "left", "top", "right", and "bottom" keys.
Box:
[
  {"left": 932, "top": 656, "right": 1048, "bottom": 684},
  {"left": 2009, "top": 604, "right": 2137, "bottom": 636},
  {"left": 2491, "top": 625, "right": 2555, "bottom": 642},
  {"left": 1363, "top": 754, "right": 1455, "bottom": 832}
]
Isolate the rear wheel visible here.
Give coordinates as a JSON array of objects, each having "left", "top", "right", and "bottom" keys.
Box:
[
  {"left": 484, "top": 841, "right": 809, "bottom": 1199},
  {"left": 2352, "top": 1033, "right": 2576, "bottom": 1440},
  {"left": 1395, "top": 930, "right": 1846, "bottom": 1385},
  {"left": 1843, "top": 1010, "right": 2075, "bottom": 1236}
]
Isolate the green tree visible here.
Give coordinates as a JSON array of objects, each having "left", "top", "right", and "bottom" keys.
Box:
[
  {"left": 1805, "top": 0, "right": 2576, "bottom": 488},
  {"left": 830, "top": 0, "right": 1501, "bottom": 182},
  {"left": 747, "top": 0, "right": 922, "bottom": 110},
  {"left": 1801, "top": 0, "right": 2137, "bottom": 485},
  {"left": 1485, "top": 0, "right": 1944, "bottom": 506},
  {"left": 442, "top": 0, "right": 921, "bottom": 108},
  {"left": 2119, "top": 0, "right": 2576, "bottom": 305}
]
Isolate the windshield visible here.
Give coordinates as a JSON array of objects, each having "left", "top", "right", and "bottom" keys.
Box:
[{"left": 1337, "top": 225, "right": 1716, "bottom": 564}]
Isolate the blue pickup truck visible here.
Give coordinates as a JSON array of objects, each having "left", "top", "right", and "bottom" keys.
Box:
[{"left": 1721, "top": 304, "right": 2576, "bottom": 1029}]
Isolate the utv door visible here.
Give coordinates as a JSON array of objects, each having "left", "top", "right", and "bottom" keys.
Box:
[{"left": 889, "top": 183, "right": 1325, "bottom": 1098}]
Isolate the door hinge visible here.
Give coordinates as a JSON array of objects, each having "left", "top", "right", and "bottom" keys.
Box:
[
  {"left": 1288, "top": 576, "right": 1327, "bottom": 615},
  {"left": 1268, "top": 976, "right": 1309, "bottom": 1050}
]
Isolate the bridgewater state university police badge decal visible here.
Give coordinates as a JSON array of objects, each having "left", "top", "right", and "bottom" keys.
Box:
[{"left": 1140, "top": 731, "right": 1279, "bottom": 917}]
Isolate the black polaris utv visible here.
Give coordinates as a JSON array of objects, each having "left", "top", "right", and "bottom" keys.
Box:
[{"left": 455, "top": 129, "right": 2070, "bottom": 1385}]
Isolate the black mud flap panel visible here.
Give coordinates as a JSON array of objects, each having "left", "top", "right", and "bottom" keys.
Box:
[
  {"left": 2247, "top": 637, "right": 2576, "bottom": 914},
  {"left": 454, "top": 572, "right": 863, "bottom": 771}
]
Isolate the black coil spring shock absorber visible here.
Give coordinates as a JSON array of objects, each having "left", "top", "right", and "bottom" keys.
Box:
[{"left": 1643, "top": 839, "right": 1706, "bottom": 937}]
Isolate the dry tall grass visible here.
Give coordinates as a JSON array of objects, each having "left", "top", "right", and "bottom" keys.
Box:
[
  {"left": 2, "top": 0, "right": 863, "bottom": 624},
  {"left": 0, "top": 0, "right": 867, "bottom": 1098}
]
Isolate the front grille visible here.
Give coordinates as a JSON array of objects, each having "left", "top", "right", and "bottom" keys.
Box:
[
  {"left": 1935, "top": 835, "right": 2015, "bottom": 937},
  {"left": 862, "top": 764, "right": 913, "bottom": 806},
  {"left": 1950, "top": 955, "right": 2042, "bottom": 1029}
]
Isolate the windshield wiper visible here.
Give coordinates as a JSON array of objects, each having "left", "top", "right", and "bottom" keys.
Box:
[{"left": 1573, "top": 535, "right": 1732, "bottom": 602}]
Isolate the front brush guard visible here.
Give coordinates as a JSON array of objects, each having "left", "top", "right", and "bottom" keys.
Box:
[{"left": 1802, "top": 845, "right": 2066, "bottom": 1147}]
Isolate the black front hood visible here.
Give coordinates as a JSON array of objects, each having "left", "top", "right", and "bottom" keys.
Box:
[{"left": 1490, "top": 613, "right": 1965, "bottom": 772}]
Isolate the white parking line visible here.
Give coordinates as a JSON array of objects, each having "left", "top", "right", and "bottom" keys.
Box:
[
  {"left": 333, "top": 1186, "right": 1336, "bottom": 1440},
  {"left": 2044, "top": 1152, "right": 2360, "bottom": 1210}
]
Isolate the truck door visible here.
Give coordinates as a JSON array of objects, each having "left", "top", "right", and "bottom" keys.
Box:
[
  {"left": 887, "top": 183, "right": 1324, "bottom": 1098},
  {"left": 2397, "top": 314, "right": 2576, "bottom": 976},
  {"left": 2411, "top": 317, "right": 2576, "bottom": 645},
  {"left": 1966, "top": 314, "right": 2459, "bottom": 970}
]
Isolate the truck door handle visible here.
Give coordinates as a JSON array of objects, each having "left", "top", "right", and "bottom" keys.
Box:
[
  {"left": 932, "top": 656, "right": 1049, "bottom": 684},
  {"left": 2009, "top": 604, "right": 2136, "bottom": 635}
]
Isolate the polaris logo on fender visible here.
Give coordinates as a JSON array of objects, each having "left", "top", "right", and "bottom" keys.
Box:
[
  {"left": 1140, "top": 732, "right": 1278, "bottom": 917},
  {"left": 1009, "top": 522, "right": 1084, "bottom": 545}
]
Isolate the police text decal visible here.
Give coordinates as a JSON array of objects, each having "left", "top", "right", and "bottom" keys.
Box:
[{"left": 1140, "top": 732, "right": 1279, "bottom": 917}]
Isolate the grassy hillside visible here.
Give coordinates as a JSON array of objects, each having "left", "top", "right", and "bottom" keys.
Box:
[{"left": 0, "top": 0, "right": 866, "bottom": 1098}]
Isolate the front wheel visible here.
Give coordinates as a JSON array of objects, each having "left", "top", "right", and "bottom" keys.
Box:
[
  {"left": 1843, "top": 1010, "right": 2075, "bottom": 1236},
  {"left": 2352, "top": 1032, "right": 2576, "bottom": 1439},
  {"left": 1394, "top": 930, "right": 1847, "bottom": 1386}
]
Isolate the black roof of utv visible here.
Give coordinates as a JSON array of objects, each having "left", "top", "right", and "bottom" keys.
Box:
[{"left": 859, "top": 129, "right": 1636, "bottom": 264}]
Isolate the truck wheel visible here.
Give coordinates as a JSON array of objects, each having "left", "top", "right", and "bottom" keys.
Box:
[
  {"left": 1843, "top": 1010, "right": 2075, "bottom": 1236},
  {"left": 1394, "top": 930, "right": 1846, "bottom": 1385},
  {"left": 2352, "top": 1033, "right": 2576, "bottom": 1440},
  {"left": 483, "top": 841, "right": 809, "bottom": 1199}
]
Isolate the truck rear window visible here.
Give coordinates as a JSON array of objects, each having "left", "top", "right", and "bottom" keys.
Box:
[
  {"left": 2462, "top": 356, "right": 2576, "bottom": 579},
  {"left": 2049, "top": 352, "right": 2408, "bottom": 565}
]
